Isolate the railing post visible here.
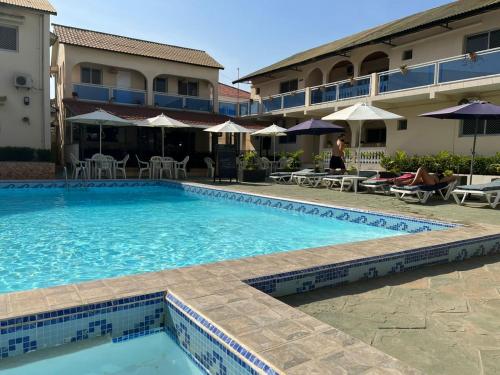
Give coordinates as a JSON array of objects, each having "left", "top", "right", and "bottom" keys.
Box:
[
  {"left": 370, "top": 73, "right": 378, "bottom": 97},
  {"left": 280, "top": 95, "right": 284, "bottom": 110},
  {"left": 336, "top": 83, "right": 339, "bottom": 101},
  {"left": 305, "top": 87, "right": 311, "bottom": 108},
  {"left": 434, "top": 62, "right": 439, "bottom": 84}
]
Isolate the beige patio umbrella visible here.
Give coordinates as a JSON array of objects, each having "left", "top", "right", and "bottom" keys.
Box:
[
  {"left": 204, "top": 120, "right": 253, "bottom": 151},
  {"left": 66, "top": 109, "right": 134, "bottom": 154},
  {"left": 251, "top": 124, "right": 287, "bottom": 159},
  {"left": 322, "top": 103, "right": 403, "bottom": 173},
  {"left": 135, "top": 113, "right": 191, "bottom": 157}
]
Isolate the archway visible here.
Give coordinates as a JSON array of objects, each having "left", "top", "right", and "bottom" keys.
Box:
[
  {"left": 305, "top": 68, "right": 323, "bottom": 87},
  {"left": 359, "top": 52, "right": 389, "bottom": 76},
  {"left": 328, "top": 60, "right": 354, "bottom": 82}
]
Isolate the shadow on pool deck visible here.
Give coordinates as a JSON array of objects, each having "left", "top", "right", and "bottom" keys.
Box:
[
  {"left": 279, "top": 255, "right": 500, "bottom": 375},
  {"left": 184, "top": 176, "right": 500, "bottom": 226}
]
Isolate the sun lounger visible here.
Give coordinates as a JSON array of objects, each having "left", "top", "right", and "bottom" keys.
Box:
[
  {"left": 451, "top": 179, "right": 500, "bottom": 208},
  {"left": 361, "top": 173, "right": 415, "bottom": 194},
  {"left": 322, "top": 171, "right": 378, "bottom": 192},
  {"left": 294, "top": 172, "right": 328, "bottom": 187},
  {"left": 390, "top": 180, "right": 458, "bottom": 204},
  {"left": 269, "top": 169, "right": 313, "bottom": 184}
]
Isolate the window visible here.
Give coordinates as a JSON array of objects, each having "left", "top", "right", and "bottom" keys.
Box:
[
  {"left": 465, "top": 29, "right": 500, "bottom": 53},
  {"left": 0, "top": 25, "right": 17, "bottom": 51},
  {"left": 365, "top": 128, "right": 386, "bottom": 143},
  {"left": 153, "top": 77, "right": 167, "bottom": 93},
  {"left": 255, "top": 87, "right": 260, "bottom": 95},
  {"left": 81, "top": 67, "right": 102, "bottom": 85},
  {"left": 402, "top": 50, "right": 413, "bottom": 61},
  {"left": 397, "top": 119, "right": 407, "bottom": 131},
  {"left": 279, "top": 134, "right": 297, "bottom": 144},
  {"left": 279, "top": 79, "right": 298, "bottom": 94},
  {"left": 461, "top": 119, "right": 500, "bottom": 136},
  {"left": 178, "top": 80, "right": 198, "bottom": 96}
]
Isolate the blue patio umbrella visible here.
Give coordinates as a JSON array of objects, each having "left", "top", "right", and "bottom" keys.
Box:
[
  {"left": 286, "top": 119, "right": 344, "bottom": 135},
  {"left": 420, "top": 101, "right": 500, "bottom": 183}
]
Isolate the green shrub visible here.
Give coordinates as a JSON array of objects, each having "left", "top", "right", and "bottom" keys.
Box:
[
  {"left": 0, "top": 147, "right": 53, "bottom": 162},
  {"left": 381, "top": 151, "right": 500, "bottom": 175}
]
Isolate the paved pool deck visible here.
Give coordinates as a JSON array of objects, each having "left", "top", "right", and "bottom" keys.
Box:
[
  {"left": 185, "top": 177, "right": 499, "bottom": 226},
  {"left": 281, "top": 255, "right": 500, "bottom": 375},
  {"left": 1, "top": 179, "right": 499, "bottom": 374}
]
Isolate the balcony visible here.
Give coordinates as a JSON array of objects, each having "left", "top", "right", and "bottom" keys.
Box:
[
  {"left": 72, "top": 83, "right": 146, "bottom": 105},
  {"left": 154, "top": 92, "right": 212, "bottom": 112},
  {"left": 241, "top": 47, "right": 500, "bottom": 117},
  {"left": 219, "top": 101, "right": 238, "bottom": 116}
]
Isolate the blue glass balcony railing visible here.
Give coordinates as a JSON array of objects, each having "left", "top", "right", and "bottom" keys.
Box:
[
  {"left": 73, "top": 84, "right": 110, "bottom": 102},
  {"left": 283, "top": 90, "right": 305, "bottom": 108},
  {"left": 185, "top": 97, "right": 212, "bottom": 112},
  {"left": 378, "top": 64, "right": 435, "bottom": 93},
  {"left": 438, "top": 49, "right": 500, "bottom": 83},
  {"left": 263, "top": 96, "right": 282, "bottom": 112},
  {"left": 154, "top": 93, "right": 183, "bottom": 109},
  {"left": 310, "top": 85, "right": 337, "bottom": 104},
  {"left": 219, "top": 101, "right": 238, "bottom": 116},
  {"left": 249, "top": 101, "right": 260, "bottom": 115},
  {"left": 112, "top": 88, "right": 146, "bottom": 105},
  {"left": 338, "top": 77, "right": 370, "bottom": 99},
  {"left": 239, "top": 102, "right": 249, "bottom": 116}
]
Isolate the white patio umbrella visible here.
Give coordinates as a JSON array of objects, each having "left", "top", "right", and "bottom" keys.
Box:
[
  {"left": 135, "top": 113, "right": 191, "bottom": 157},
  {"left": 251, "top": 124, "right": 287, "bottom": 159},
  {"left": 322, "top": 103, "right": 403, "bottom": 173},
  {"left": 204, "top": 120, "right": 253, "bottom": 151},
  {"left": 66, "top": 109, "right": 134, "bottom": 154}
]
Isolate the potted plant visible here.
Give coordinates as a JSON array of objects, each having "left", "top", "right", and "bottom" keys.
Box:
[
  {"left": 241, "top": 151, "right": 266, "bottom": 182},
  {"left": 312, "top": 151, "right": 328, "bottom": 172},
  {"left": 283, "top": 149, "right": 303, "bottom": 171}
]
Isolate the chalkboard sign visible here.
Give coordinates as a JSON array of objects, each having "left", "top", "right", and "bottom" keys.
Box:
[{"left": 215, "top": 144, "right": 237, "bottom": 182}]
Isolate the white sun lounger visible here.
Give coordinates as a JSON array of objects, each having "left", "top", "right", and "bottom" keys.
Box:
[
  {"left": 269, "top": 169, "right": 314, "bottom": 184},
  {"left": 294, "top": 172, "right": 328, "bottom": 187},
  {"left": 451, "top": 180, "right": 500, "bottom": 208},
  {"left": 390, "top": 180, "right": 458, "bottom": 204}
]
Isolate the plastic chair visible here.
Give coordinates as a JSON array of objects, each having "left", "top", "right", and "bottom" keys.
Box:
[
  {"left": 69, "top": 153, "right": 87, "bottom": 179},
  {"left": 96, "top": 155, "right": 114, "bottom": 179},
  {"left": 115, "top": 154, "right": 129, "bottom": 179},
  {"left": 135, "top": 155, "right": 151, "bottom": 179},
  {"left": 175, "top": 156, "right": 189, "bottom": 179},
  {"left": 159, "top": 157, "right": 174, "bottom": 179},
  {"left": 204, "top": 157, "right": 215, "bottom": 178}
]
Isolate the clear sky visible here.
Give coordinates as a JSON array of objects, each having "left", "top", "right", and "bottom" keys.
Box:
[{"left": 50, "top": 0, "right": 452, "bottom": 91}]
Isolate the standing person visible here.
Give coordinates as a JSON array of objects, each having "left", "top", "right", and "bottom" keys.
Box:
[{"left": 329, "top": 134, "right": 346, "bottom": 173}]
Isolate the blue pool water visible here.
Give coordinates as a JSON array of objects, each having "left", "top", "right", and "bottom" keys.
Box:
[
  {"left": 0, "top": 332, "right": 204, "bottom": 374},
  {"left": 0, "top": 186, "right": 406, "bottom": 293}
]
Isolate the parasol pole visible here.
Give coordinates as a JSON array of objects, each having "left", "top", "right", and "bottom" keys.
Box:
[
  {"left": 99, "top": 123, "right": 103, "bottom": 154},
  {"left": 161, "top": 128, "right": 165, "bottom": 157},
  {"left": 469, "top": 117, "right": 479, "bottom": 184}
]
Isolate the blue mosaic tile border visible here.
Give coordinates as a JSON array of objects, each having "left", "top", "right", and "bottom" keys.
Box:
[
  {"left": 244, "top": 233, "right": 500, "bottom": 297},
  {"left": 160, "top": 181, "right": 455, "bottom": 234},
  {"left": 0, "top": 292, "right": 164, "bottom": 360},
  {"left": 166, "top": 293, "right": 279, "bottom": 375},
  {"left": 0, "top": 179, "right": 162, "bottom": 189}
]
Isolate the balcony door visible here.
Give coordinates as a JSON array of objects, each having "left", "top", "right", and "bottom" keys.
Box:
[{"left": 116, "top": 70, "right": 131, "bottom": 88}]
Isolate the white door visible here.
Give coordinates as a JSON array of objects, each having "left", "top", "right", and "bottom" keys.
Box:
[{"left": 116, "top": 70, "right": 131, "bottom": 88}]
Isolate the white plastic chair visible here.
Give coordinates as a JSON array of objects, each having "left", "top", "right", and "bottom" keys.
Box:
[
  {"left": 204, "top": 157, "right": 215, "bottom": 178},
  {"left": 150, "top": 156, "right": 163, "bottom": 179},
  {"left": 278, "top": 157, "right": 288, "bottom": 169},
  {"left": 135, "top": 155, "right": 151, "bottom": 179},
  {"left": 69, "top": 153, "right": 87, "bottom": 179},
  {"left": 260, "top": 157, "right": 272, "bottom": 175},
  {"left": 115, "top": 154, "right": 129, "bottom": 179},
  {"left": 175, "top": 156, "right": 189, "bottom": 179},
  {"left": 159, "top": 157, "right": 174, "bottom": 179},
  {"left": 96, "top": 155, "right": 114, "bottom": 179}
]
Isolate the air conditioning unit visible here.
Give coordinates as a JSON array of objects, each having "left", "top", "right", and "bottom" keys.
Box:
[{"left": 14, "top": 74, "right": 33, "bottom": 89}]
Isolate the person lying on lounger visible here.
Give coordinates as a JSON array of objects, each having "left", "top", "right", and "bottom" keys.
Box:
[{"left": 394, "top": 167, "right": 456, "bottom": 186}]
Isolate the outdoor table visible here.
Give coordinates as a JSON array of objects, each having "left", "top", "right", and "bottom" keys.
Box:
[{"left": 340, "top": 176, "right": 368, "bottom": 193}]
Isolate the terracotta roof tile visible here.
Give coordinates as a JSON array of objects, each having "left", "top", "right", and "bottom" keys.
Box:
[
  {"left": 62, "top": 99, "right": 265, "bottom": 129},
  {"left": 218, "top": 83, "right": 250, "bottom": 99},
  {"left": 0, "top": 0, "right": 56, "bottom": 14},
  {"left": 53, "top": 24, "right": 223, "bottom": 69}
]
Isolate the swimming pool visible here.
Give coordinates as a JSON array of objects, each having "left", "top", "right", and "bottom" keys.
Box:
[
  {"left": 0, "top": 331, "right": 204, "bottom": 375},
  {"left": 0, "top": 182, "right": 450, "bottom": 293}
]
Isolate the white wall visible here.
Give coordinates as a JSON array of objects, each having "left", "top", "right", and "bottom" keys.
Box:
[{"left": 0, "top": 7, "right": 51, "bottom": 149}]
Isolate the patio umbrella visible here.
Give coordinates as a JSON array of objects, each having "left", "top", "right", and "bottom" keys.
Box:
[
  {"left": 204, "top": 120, "right": 253, "bottom": 152},
  {"left": 420, "top": 101, "right": 500, "bottom": 183},
  {"left": 66, "top": 109, "right": 133, "bottom": 154},
  {"left": 322, "top": 103, "right": 403, "bottom": 173},
  {"left": 286, "top": 119, "right": 344, "bottom": 135},
  {"left": 135, "top": 113, "right": 191, "bottom": 157},
  {"left": 251, "top": 124, "right": 287, "bottom": 159}
]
